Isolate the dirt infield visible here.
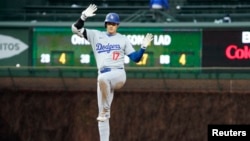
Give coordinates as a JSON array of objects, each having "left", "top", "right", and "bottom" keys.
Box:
[
  {"left": 0, "top": 89, "right": 250, "bottom": 141},
  {"left": 1, "top": 78, "right": 250, "bottom": 141}
]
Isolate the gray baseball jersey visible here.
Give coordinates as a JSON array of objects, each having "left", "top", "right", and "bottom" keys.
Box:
[{"left": 85, "top": 29, "right": 135, "bottom": 69}]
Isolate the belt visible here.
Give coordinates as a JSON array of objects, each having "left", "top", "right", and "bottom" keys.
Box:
[{"left": 100, "top": 67, "right": 123, "bottom": 73}]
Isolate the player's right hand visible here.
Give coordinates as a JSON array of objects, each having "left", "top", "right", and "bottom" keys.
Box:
[{"left": 81, "top": 4, "right": 97, "bottom": 20}]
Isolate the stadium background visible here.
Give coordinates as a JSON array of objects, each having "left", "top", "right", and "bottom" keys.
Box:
[{"left": 1, "top": 0, "right": 250, "bottom": 141}]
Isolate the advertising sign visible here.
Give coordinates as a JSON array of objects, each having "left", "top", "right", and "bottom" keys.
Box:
[
  {"left": 0, "top": 28, "right": 30, "bottom": 67},
  {"left": 202, "top": 28, "right": 250, "bottom": 67}
]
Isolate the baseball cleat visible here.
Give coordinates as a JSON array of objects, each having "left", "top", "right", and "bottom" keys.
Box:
[
  {"left": 97, "top": 109, "right": 109, "bottom": 122},
  {"left": 97, "top": 115, "right": 108, "bottom": 122}
]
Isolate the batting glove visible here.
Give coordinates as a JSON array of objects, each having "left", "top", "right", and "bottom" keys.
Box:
[
  {"left": 81, "top": 4, "right": 97, "bottom": 21},
  {"left": 71, "top": 24, "right": 84, "bottom": 38},
  {"left": 141, "top": 33, "right": 153, "bottom": 49}
]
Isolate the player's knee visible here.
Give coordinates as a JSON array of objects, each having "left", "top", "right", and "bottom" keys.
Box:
[
  {"left": 113, "top": 81, "right": 125, "bottom": 89},
  {"left": 98, "top": 79, "right": 109, "bottom": 91},
  {"left": 99, "top": 80, "right": 106, "bottom": 88}
]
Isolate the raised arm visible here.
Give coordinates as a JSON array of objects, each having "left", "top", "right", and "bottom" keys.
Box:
[
  {"left": 128, "top": 33, "right": 153, "bottom": 62},
  {"left": 71, "top": 4, "right": 97, "bottom": 38}
]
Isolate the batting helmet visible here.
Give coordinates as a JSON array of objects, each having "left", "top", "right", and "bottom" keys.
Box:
[{"left": 104, "top": 13, "right": 120, "bottom": 24}]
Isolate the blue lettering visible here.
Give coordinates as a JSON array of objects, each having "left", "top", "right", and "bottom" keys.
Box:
[{"left": 96, "top": 43, "right": 121, "bottom": 53}]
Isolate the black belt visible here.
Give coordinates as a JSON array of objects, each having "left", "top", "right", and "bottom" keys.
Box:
[{"left": 100, "top": 68, "right": 123, "bottom": 73}]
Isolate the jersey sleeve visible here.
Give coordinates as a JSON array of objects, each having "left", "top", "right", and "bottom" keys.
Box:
[
  {"left": 85, "top": 29, "right": 99, "bottom": 44},
  {"left": 124, "top": 37, "right": 135, "bottom": 55},
  {"left": 127, "top": 48, "right": 145, "bottom": 62}
]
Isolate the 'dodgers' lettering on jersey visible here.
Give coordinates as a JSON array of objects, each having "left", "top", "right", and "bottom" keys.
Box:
[
  {"left": 0, "top": 34, "right": 28, "bottom": 59},
  {"left": 96, "top": 43, "right": 121, "bottom": 53}
]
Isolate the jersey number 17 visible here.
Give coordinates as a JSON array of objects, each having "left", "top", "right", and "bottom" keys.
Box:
[{"left": 112, "top": 51, "right": 120, "bottom": 60}]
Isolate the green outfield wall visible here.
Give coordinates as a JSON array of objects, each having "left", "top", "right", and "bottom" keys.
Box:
[{"left": 1, "top": 22, "right": 250, "bottom": 79}]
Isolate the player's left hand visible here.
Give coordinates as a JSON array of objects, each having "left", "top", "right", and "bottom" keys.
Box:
[
  {"left": 141, "top": 33, "right": 153, "bottom": 49},
  {"left": 81, "top": 4, "right": 98, "bottom": 20}
]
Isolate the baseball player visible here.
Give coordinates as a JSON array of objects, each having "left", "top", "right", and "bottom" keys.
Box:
[{"left": 71, "top": 4, "right": 153, "bottom": 141}]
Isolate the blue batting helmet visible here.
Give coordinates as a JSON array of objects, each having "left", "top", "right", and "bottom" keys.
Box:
[{"left": 104, "top": 13, "right": 120, "bottom": 24}]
